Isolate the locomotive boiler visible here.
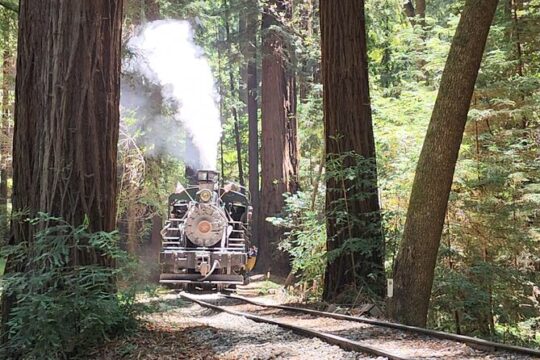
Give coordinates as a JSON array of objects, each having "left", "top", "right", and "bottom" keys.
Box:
[{"left": 159, "top": 170, "right": 254, "bottom": 289}]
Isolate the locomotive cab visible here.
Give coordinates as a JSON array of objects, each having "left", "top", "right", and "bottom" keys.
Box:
[{"left": 159, "top": 169, "right": 253, "bottom": 289}]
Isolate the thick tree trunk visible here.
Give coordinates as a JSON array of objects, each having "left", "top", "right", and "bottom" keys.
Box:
[
  {"left": 258, "top": 0, "right": 299, "bottom": 275},
  {"left": 320, "top": 0, "right": 385, "bottom": 300},
  {"left": 11, "top": 0, "right": 123, "bottom": 247},
  {"left": 388, "top": 0, "right": 499, "bottom": 327},
  {"left": 3, "top": 0, "right": 124, "bottom": 337}
]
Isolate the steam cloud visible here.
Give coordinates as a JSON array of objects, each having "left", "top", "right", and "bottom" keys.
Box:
[{"left": 121, "top": 20, "right": 221, "bottom": 170}]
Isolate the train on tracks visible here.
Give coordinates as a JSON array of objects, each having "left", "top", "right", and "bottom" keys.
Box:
[{"left": 159, "top": 169, "right": 256, "bottom": 290}]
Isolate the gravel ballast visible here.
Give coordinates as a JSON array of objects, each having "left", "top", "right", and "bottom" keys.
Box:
[{"left": 151, "top": 294, "right": 385, "bottom": 359}]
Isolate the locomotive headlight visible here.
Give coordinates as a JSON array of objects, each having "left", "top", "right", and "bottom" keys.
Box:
[
  {"left": 199, "top": 189, "right": 212, "bottom": 203},
  {"left": 197, "top": 220, "right": 212, "bottom": 234}
]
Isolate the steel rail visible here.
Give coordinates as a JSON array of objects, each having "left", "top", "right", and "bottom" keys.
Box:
[
  {"left": 225, "top": 294, "right": 540, "bottom": 358},
  {"left": 180, "top": 293, "right": 407, "bottom": 360}
]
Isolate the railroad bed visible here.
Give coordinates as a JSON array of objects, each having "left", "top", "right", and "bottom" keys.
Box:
[{"left": 180, "top": 293, "right": 540, "bottom": 360}]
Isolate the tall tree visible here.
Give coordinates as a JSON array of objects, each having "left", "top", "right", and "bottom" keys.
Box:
[
  {"left": 389, "top": 0, "right": 499, "bottom": 327},
  {"left": 224, "top": 0, "right": 245, "bottom": 186},
  {"left": 2, "top": 0, "right": 124, "bottom": 334},
  {"left": 320, "top": 0, "right": 385, "bottom": 300},
  {"left": 240, "top": 0, "right": 260, "bottom": 245},
  {"left": 258, "top": 0, "right": 299, "bottom": 275},
  {"left": 0, "top": 8, "right": 14, "bottom": 245}
]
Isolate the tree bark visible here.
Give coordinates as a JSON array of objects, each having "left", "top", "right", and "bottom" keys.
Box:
[
  {"left": 388, "top": 0, "right": 499, "bottom": 327},
  {"left": 320, "top": 0, "right": 385, "bottom": 300},
  {"left": 3, "top": 0, "right": 124, "bottom": 336},
  {"left": 258, "top": 0, "right": 299, "bottom": 275}
]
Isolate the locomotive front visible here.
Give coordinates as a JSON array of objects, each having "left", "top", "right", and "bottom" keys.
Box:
[{"left": 159, "top": 170, "right": 253, "bottom": 288}]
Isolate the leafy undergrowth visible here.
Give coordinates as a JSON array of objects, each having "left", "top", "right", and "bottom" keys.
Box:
[
  {"left": 87, "top": 323, "right": 217, "bottom": 360},
  {"left": 1, "top": 214, "right": 142, "bottom": 359},
  {"left": 255, "top": 280, "right": 283, "bottom": 295}
]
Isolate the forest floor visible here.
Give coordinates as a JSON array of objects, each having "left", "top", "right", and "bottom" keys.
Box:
[
  {"left": 89, "top": 278, "right": 376, "bottom": 360},
  {"left": 87, "top": 278, "right": 536, "bottom": 360}
]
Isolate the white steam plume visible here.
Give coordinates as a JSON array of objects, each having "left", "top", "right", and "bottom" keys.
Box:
[{"left": 122, "top": 20, "right": 221, "bottom": 170}]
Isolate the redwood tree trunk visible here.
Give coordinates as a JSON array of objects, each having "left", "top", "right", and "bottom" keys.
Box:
[
  {"left": 320, "top": 0, "right": 385, "bottom": 300},
  {"left": 11, "top": 0, "right": 123, "bottom": 242},
  {"left": 3, "top": 0, "right": 124, "bottom": 332},
  {"left": 258, "top": 0, "right": 299, "bottom": 275},
  {"left": 388, "top": 0, "right": 499, "bottom": 327}
]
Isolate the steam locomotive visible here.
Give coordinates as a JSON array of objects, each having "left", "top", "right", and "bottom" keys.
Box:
[{"left": 159, "top": 170, "right": 255, "bottom": 289}]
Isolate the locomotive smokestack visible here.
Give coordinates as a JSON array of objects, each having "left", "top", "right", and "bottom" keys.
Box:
[{"left": 185, "top": 166, "right": 198, "bottom": 186}]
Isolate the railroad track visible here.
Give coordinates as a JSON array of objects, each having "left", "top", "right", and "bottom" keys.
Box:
[
  {"left": 180, "top": 292, "right": 405, "bottom": 359},
  {"left": 180, "top": 292, "right": 540, "bottom": 359}
]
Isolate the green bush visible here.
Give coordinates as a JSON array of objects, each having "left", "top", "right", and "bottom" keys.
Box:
[
  {"left": 0, "top": 214, "right": 140, "bottom": 359},
  {"left": 269, "top": 190, "right": 326, "bottom": 292},
  {"left": 270, "top": 151, "right": 384, "bottom": 298}
]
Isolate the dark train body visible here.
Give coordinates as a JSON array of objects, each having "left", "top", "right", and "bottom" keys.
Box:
[{"left": 159, "top": 170, "right": 255, "bottom": 288}]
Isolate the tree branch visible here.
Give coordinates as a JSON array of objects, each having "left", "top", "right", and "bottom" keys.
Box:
[{"left": 0, "top": 1, "right": 18, "bottom": 13}]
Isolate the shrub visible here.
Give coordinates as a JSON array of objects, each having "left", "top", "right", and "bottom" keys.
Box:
[
  {"left": 269, "top": 190, "right": 326, "bottom": 293},
  {"left": 1, "top": 213, "right": 140, "bottom": 359}
]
